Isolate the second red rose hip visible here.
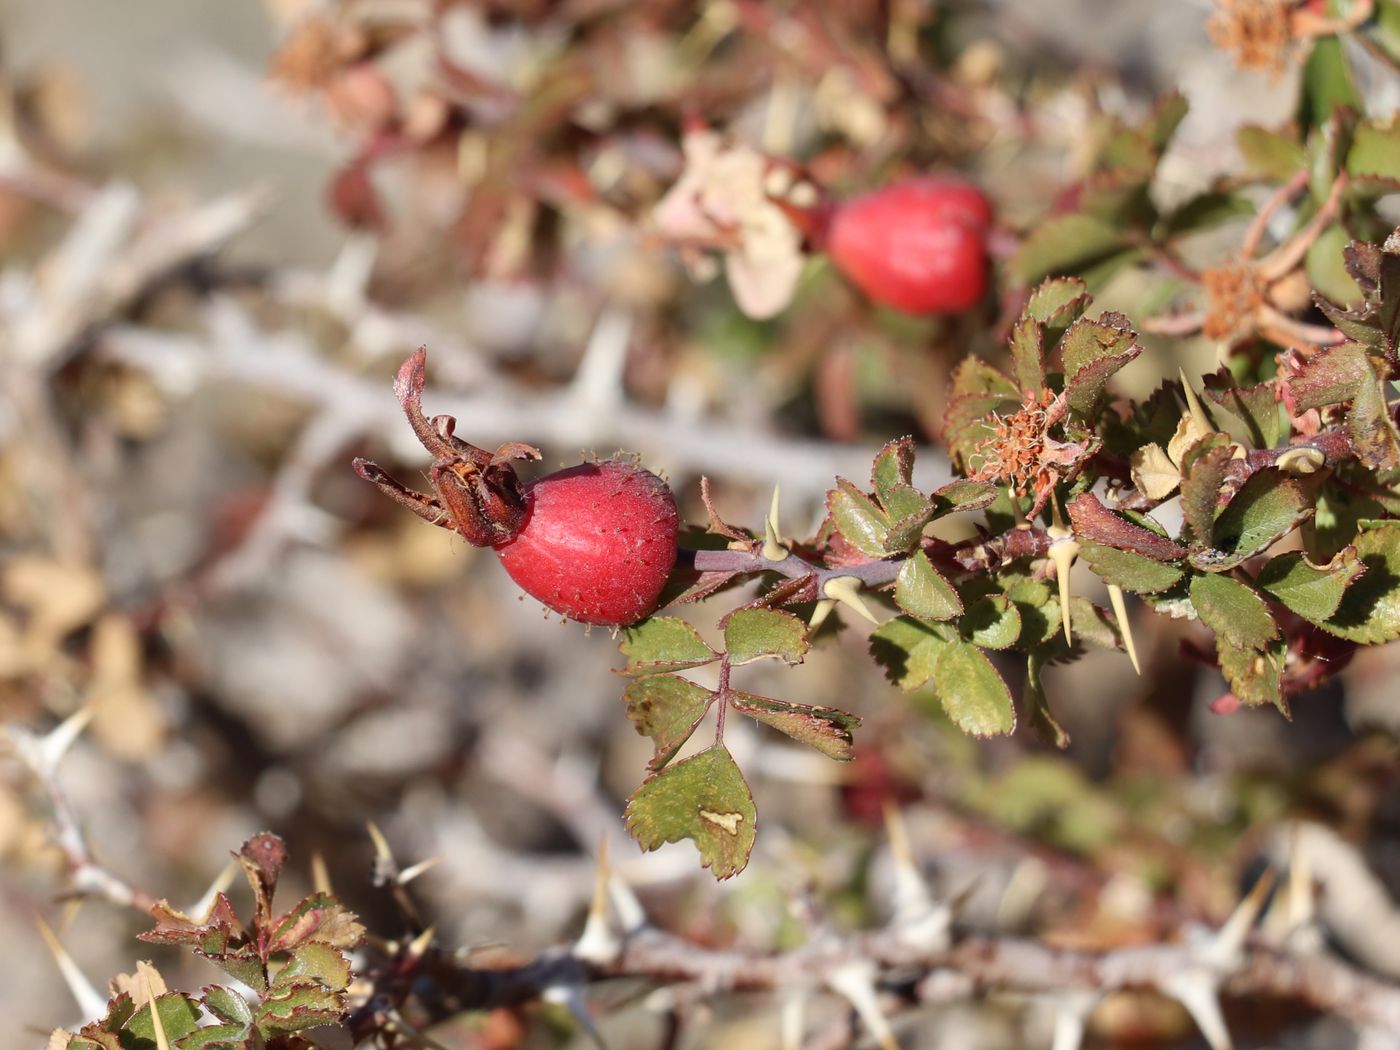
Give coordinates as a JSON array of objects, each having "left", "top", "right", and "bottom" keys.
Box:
[{"left": 826, "top": 176, "right": 993, "bottom": 314}]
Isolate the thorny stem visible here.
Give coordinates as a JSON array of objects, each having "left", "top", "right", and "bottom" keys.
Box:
[
  {"left": 681, "top": 546, "right": 905, "bottom": 589},
  {"left": 416, "top": 919, "right": 1400, "bottom": 1035},
  {"left": 1241, "top": 167, "right": 1310, "bottom": 259},
  {"left": 681, "top": 427, "right": 1355, "bottom": 586}
]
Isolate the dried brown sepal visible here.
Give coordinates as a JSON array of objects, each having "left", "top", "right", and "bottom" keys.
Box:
[{"left": 355, "top": 348, "right": 540, "bottom": 547}]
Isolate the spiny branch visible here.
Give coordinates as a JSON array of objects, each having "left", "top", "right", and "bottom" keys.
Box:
[{"left": 407, "top": 888, "right": 1400, "bottom": 1039}]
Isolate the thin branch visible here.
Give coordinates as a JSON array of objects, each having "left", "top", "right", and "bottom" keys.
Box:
[
  {"left": 415, "top": 915, "right": 1400, "bottom": 1035},
  {"left": 100, "top": 301, "right": 949, "bottom": 498}
]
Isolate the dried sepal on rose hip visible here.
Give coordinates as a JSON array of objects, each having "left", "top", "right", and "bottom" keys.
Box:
[
  {"left": 354, "top": 349, "right": 679, "bottom": 627},
  {"left": 825, "top": 175, "right": 993, "bottom": 314}
]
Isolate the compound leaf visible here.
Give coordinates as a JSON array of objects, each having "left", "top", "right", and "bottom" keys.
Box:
[{"left": 625, "top": 745, "right": 757, "bottom": 879}]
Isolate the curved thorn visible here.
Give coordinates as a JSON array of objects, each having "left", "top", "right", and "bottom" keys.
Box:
[
  {"left": 1106, "top": 584, "right": 1140, "bottom": 674},
  {"left": 824, "top": 576, "right": 879, "bottom": 625},
  {"left": 310, "top": 852, "right": 332, "bottom": 897},
  {"left": 1178, "top": 368, "right": 1212, "bottom": 433},
  {"left": 145, "top": 971, "right": 171, "bottom": 1050},
  {"left": 397, "top": 855, "right": 443, "bottom": 887},
  {"left": 406, "top": 925, "right": 435, "bottom": 960},
  {"left": 826, "top": 960, "right": 900, "bottom": 1050},
  {"left": 809, "top": 598, "right": 836, "bottom": 630},
  {"left": 1210, "top": 868, "right": 1276, "bottom": 969},
  {"left": 576, "top": 837, "right": 620, "bottom": 965},
  {"left": 883, "top": 803, "right": 932, "bottom": 924},
  {"left": 781, "top": 992, "right": 807, "bottom": 1050},
  {"left": 1047, "top": 537, "right": 1078, "bottom": 646},
  {"left": 35, "top": 915, "right": 107, "bottom": 1021},
  {"left": 1162, "top": 971, "right": 1232, "bottom": 1050},
  {"left": 186, "top": 860, "right": 238, "bottom": 921},
  {"left": 608, "top": 870, "right": 648, "bottom": 937},
  {"left": 763, "top": 484, "right": 788, "bottom": 561},
  {"left": 367, "top": 822, "right": 395, "bottom": 866}
]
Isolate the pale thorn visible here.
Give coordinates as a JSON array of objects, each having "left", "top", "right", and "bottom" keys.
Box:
[
  {"left": 1050, "top": 991, "right": 1099, "bottom": 1050},
  {"left": 1010, "top": 487, "right": 1027, "bottom": 528},
  {"left": 607, "top": 870, "right": 648, "bottom": 937},
  {"left": 1178, "top": 368, "right": 1212, "bottom": 434},
  {"left": 1106, "top": 584, "right": 1141, "bottom": 675},
  {"left": 397, "top": 854, "right": 443, "bottom": 887},
  {"left": 1047, "top": 536, "right": 1080, "bottom": 646},
  {"left": 144, "top": 971, "right": 171, "bottom": 1050},
  {"left": 310, "top": 851, "right": 333, "bottom": 896},
  {"left": 406, "top": 926, "right": 436, "bottom": 960},
  {"left": 576, "top": 839, "right": 621, "bottom": 966},
  {"left": 366, "top": 821, "right": 395, "bottom": 866},
  {"left": 882, "top": 803, "right": 947, "bottom": 951},
  {"left": 825, "top": 960, "right": 900, "bottom": 1050},
  {"left": 35, "top": 915, "right": 107, "bottom": 1022},
  {"left": 781, "top": 991, "right": 806, "bottom": 1050},
  {"left": 543, "top": 982, "right": 609, "bottom": 1050},
  {"left": 1277, "top": 446, "right": 1326, "bottom": 475},
  {"left": 1263, "top": 829, "right": 1315, "bottom": 944},
  {"left": 1286, "top": 827, "right": 1316, "bottom": 933},
  {"left": 824, "top": 576, "right": 880, "bottom": 625},
  {"left": 808, "top": 598, "right": 836, "bottom": 630},
  {"left": 1206, "top": 869, "right": 1275, "bottom": 971},
  {"left": 1161, "top": 970, "right": 1233, "bottom": 1050},
  {"left": 7, "top": 706, "right": 95, "bottom": 779},
  {"left": 185, "top": 860, "right": 238, "bottom": 920},
  {"left": 763, "top": 484, "right": 789, "bottom": 561},
  {"left": 60, "top": 898, "right": 83, "bottom": 933}
]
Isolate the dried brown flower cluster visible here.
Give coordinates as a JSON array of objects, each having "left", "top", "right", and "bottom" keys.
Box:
[
  {"left": 970, "top": 389, "right": 1082, "bottom": 513},
  {"left": 1207, "top": 0, "right": 1376, "bottom": 75},
  {"left": 1201, "top": 258, "right": 1270, "bottom": 341},
  {"left": 1207, "top": 0, "right": 1298, "bottom": 76}
]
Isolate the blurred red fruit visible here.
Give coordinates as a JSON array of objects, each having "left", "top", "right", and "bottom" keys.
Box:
[{"left": 827, "top": 176, "right": 992, "bottom": 314}]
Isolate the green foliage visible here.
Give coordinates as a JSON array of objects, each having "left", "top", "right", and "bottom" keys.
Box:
[
  {"left": 1323, "top": 521, "right": 1400, "bottom": 642},
  {"left": 1060, "top": 312, "right": 1143, "bottom": 419},
  {"left": 1190, "top": 573, "right": 1279, "bottom": 650},
  {"left": 729, "top": 692, "right": 860, "bottom": 760},
  {"left": 1258, "top": 548, "right": 1364, "bottom": 622},
  {"left": 51, "top": 835, "right": 363, "bottom": 1049},
  {"left": 827, "top": 437, "right": 945, "bottom": 557},
  {"left": 617, "top": 214, "right": 1400, "bottom": 875},
  {"left": 625, "top": 745, "right": 757, "bottom": 879},
  {"left": 624, "top": 675, "right": 714, "bottom": 769},
  {"left": 895, "top": 550, "right": 963, "bottom": 621},
  {"left": 870, "top": 617, "right": 1015, "bottom": 736},
  {"left": 723, "top": 608, "right": 809, "bottom": 666},
  {"left": 618, "top": 617, "right": 719, "bottom": 675}
]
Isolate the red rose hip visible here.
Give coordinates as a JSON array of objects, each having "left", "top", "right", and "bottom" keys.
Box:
[
  {"left": 353, "top": 350, "right": 680, "bottom": 627},
  {"left": 494, "top": 460, "right": 679, "bottom": 627},
  {"left": 826, "top": 176, "right": 992, "bottom": 314}
]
